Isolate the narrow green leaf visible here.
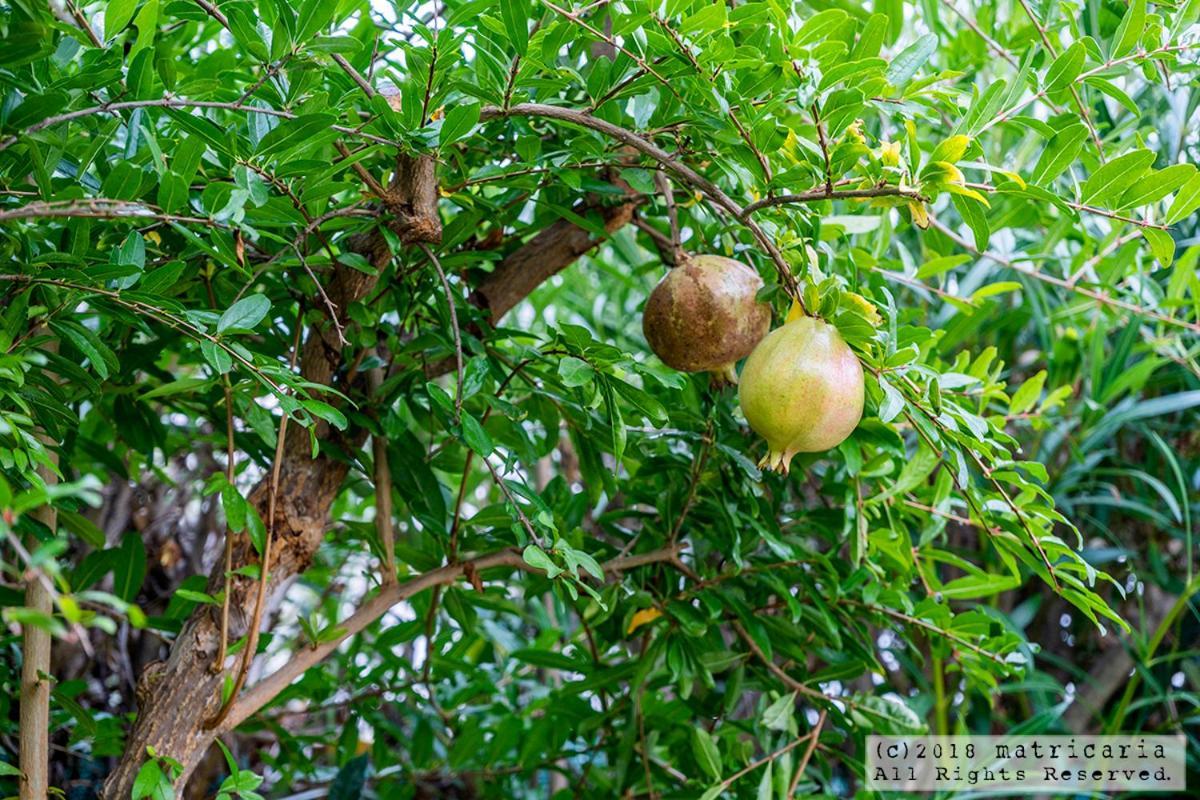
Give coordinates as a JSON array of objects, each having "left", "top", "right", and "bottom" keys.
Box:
[
  {"left": 499, "top": 0, "right": 529, "bottom": 56},
  {"left": 1030, "top": 124, "right": 1087, "bottom": 185},
  {"left": 886, "top": 33, "right": 937, "bottom": 87},
  {"left": 691, "top": 727, "right": 722, "bottom": 781},
  {"left": 1111, "top": 0, "right": 1146, "bottom": 58},
  {"left": 105, "top": 0, "right": 138, "bottom": 38},
  {"left": 1080, "top": 149, "right": 1155, "bottom": 207},
  {"left": 1165, "top": 173, "right": 1200, "bottom": 224},
  {"left": 1044, "top": 42, "right": 1085, "bottom": 93},
  {"left": 1010, "top": 370, "right": 1047, "bottom": 415}
]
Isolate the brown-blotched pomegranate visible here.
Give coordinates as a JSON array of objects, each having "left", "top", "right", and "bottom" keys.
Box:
[
  {"left": 642, "top": 254, "right": 771, "bottom": 385},
  {"left": 738, "top": 316, "right": 865, "bottom": 474}
]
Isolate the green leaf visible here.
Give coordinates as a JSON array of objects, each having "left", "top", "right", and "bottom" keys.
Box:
[
  {"left": 499, "top": 0, "right": 529, "bottom": 56},
  {"left": 557, "top": 356, "right": 594, "bottom": 387},
  {"left": 1119, "top": 164, "right": 1195, "bottom": 209},
  {"left": 1141, "top": 228, "right": 1175, "bottom": 267},
  {"left": 157, "top": 171, "right": 188, "bottom": 214},
  {"left": 440, "top": 102, "right": 481, "bottom": 147},
  {"left": 1044, "top": 42, "right": 1085, "bottom": 93},
  {"left": 132, "top": 758, "right": 171, "bottom": 800},
  {"left": 691, "top": 727, "right": 722, "bottom": 781},
  {"left": 522, "top": 545, "right": 561, "bottom": 578},
  {"left": 1079, "top": 149, "right": 1155, "bottom": 207},
  {"left": 1165, "top": 173, "right": 1200, "bottom": 224},
  {"left": 928, "top": 135, "right": 969, "bottom": 165},
  {"left": 796, "top": 9, "right": 848, "bottom": 46},
  {"left": 200, "top": 340, "right": 233, "bottom": 374},
  {"left": 296, "top": 0, "right": 337, "bottom": 42},
  {"left": 952, "top": 194, "right": 990, "bottom": 251},
  {"left": 1010, "top": 370, "right": 1047, "bottom": 415},
  {"left": 1111, "top": 0, "right": 1146, "bottom": 58},
  {"left": 761, "top": 691, "right": 796, "bottom": 731},
  {"left": 1030, "top": 124, "right": 1087, "bottom": 185},
  {"left": 217, "top": 295, "right": 271, "bottom": 333},
  {"left": 113, "top": 532, "right": 147, "bottom": 603},
  {"left": 886, "top": 33, "right": 937, "bottom": 87},
  {"left": 459, "top": 413, "right": 494, "bottom": 456},
  {"left": 105, "top": 0, "right": 139, "bottom": 38}
]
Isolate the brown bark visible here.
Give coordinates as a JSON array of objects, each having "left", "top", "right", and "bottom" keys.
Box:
[
  {"left": 102, "top": 153, "right": 638, "bottom": 796},
  {"left": 101, "top": 154, "right": 438, "bottom": 798},
  {"left": 471, "top": 191, "right": 635, "bottom": 323},
  {"left": 20, "top": 373, "right": 58, "bottom": 800}
]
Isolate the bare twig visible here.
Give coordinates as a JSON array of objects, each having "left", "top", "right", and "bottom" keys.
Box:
[
  {"left": 191, "top": 0, "right": 230, "bottom": 29},
  {"left": 0, "top": 97, "right": 403, "bottom": 152},
  {"left": 0, "top": 198, "right": 214, "bottom": 225},
  {"left": 419, "top": 244, "right": 464, "bottom": 420},
  {"left": 332, "top": 53, "right": 377, "bottom": 99},
  {"left": 653, "top": 169, "right": 683, "bottom": 265},
  {"left": 788, "top": 711, "right": 827, "bottom": 797},
  {"left": 367, "top": 363, "right": 397, "bottom": 584}
]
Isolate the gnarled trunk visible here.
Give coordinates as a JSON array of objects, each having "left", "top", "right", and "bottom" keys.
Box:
[{"left": 102, "top": 154, "right": 440, "bottom": 797}]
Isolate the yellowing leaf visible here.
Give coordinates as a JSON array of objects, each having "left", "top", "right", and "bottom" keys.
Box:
[
  {"left": 843, "top": 292, "right": 882, "bottom": 326},
  {"left": 626, "top": 607, "right": 662, "bottom": 634},
  {"left": 879, "top": 140, "right": 901, "bottom": 166},
  {"left": 929, "top": 135, "right": 969, "bottom": 164},
  {"left": 909, "top": 200, "right": 930, "bottom": 228}
]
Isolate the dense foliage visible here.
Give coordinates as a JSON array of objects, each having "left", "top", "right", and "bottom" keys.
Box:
[{"left": 1, "top": 0, "right": 1198, "bottom": 797}]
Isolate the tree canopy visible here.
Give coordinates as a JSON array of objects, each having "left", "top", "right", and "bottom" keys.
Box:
[{"left": 1, "top": 0, "right": 1198, "bottom": 798}]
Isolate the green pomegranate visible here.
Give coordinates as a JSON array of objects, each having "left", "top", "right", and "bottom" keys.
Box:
[
  {"left": 642, "top": 255, "right": 771, "bottom": 385},
  {"left": 738, "top": 316, "right": 865, "bottom": 474}
]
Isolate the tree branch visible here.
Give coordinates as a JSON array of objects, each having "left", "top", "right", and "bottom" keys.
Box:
[
  {"left": 743, "top": 185, "right": 925, "bottom": 215},
  {"left": 19, "top": 336, "right": 57, "bottom": 800},
  {"left": 930, "top": 217, "right": 1200, "bottom": 333},
  {"left": 220, "top": 545, "right": 683, "bottom": 731},
  {"left": 0, "top": 97, "right": 402, "bottom": 152},
  {"left": 480, "top": 103, "right": 803, "bottom": 301}
]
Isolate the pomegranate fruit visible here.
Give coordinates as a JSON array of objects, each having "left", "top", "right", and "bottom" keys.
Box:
[
  {"left": 642, "top": 255, "right": 771, "bottom": 385},
  {"left": 738, "top": 316, "right": 864, "bottom": 474}
]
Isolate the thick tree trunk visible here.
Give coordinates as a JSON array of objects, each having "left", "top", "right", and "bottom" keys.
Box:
[
  {"left": 102, "top": 154, "right": 638, "bottom": 796},
  {"left": 102, "top": 154, "right": 440, "bottom": 797}
]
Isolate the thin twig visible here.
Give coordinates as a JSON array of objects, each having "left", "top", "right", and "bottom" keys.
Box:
[
  {"left": 1014, "top": 0, "right": 1105, "bottom": 160},
  {"left": 653, "top": 169, "right": 683, "bottom": 265},
  {"left": 191, "top": 0, "right": 230, "bottom": 28},
  {"left": 743, "top": 184, "right": 925, "bottom": 214},
  {"left": 204, "top": 277, "right": 239, "bottom": 673},
  {"left": 0, "top": 97, "right": 403, "bottom": 153},
  {"left": 930, "top": 218, "right": 1200, "bottom": 333},
  {"left": 787, "top": 711, "right": 827, "bottom": 797},
  {"left": 331, "top": 53, "right": 377, "bottom": 99},
  {"left": 367, "top": 362, "right": 397, "bottom": 584},
  {"left": 479, "top": 103, "right": 802, "bottom": 302},
  {"left": 419, "top": 244, "right": 463, "bottom": 421}
]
